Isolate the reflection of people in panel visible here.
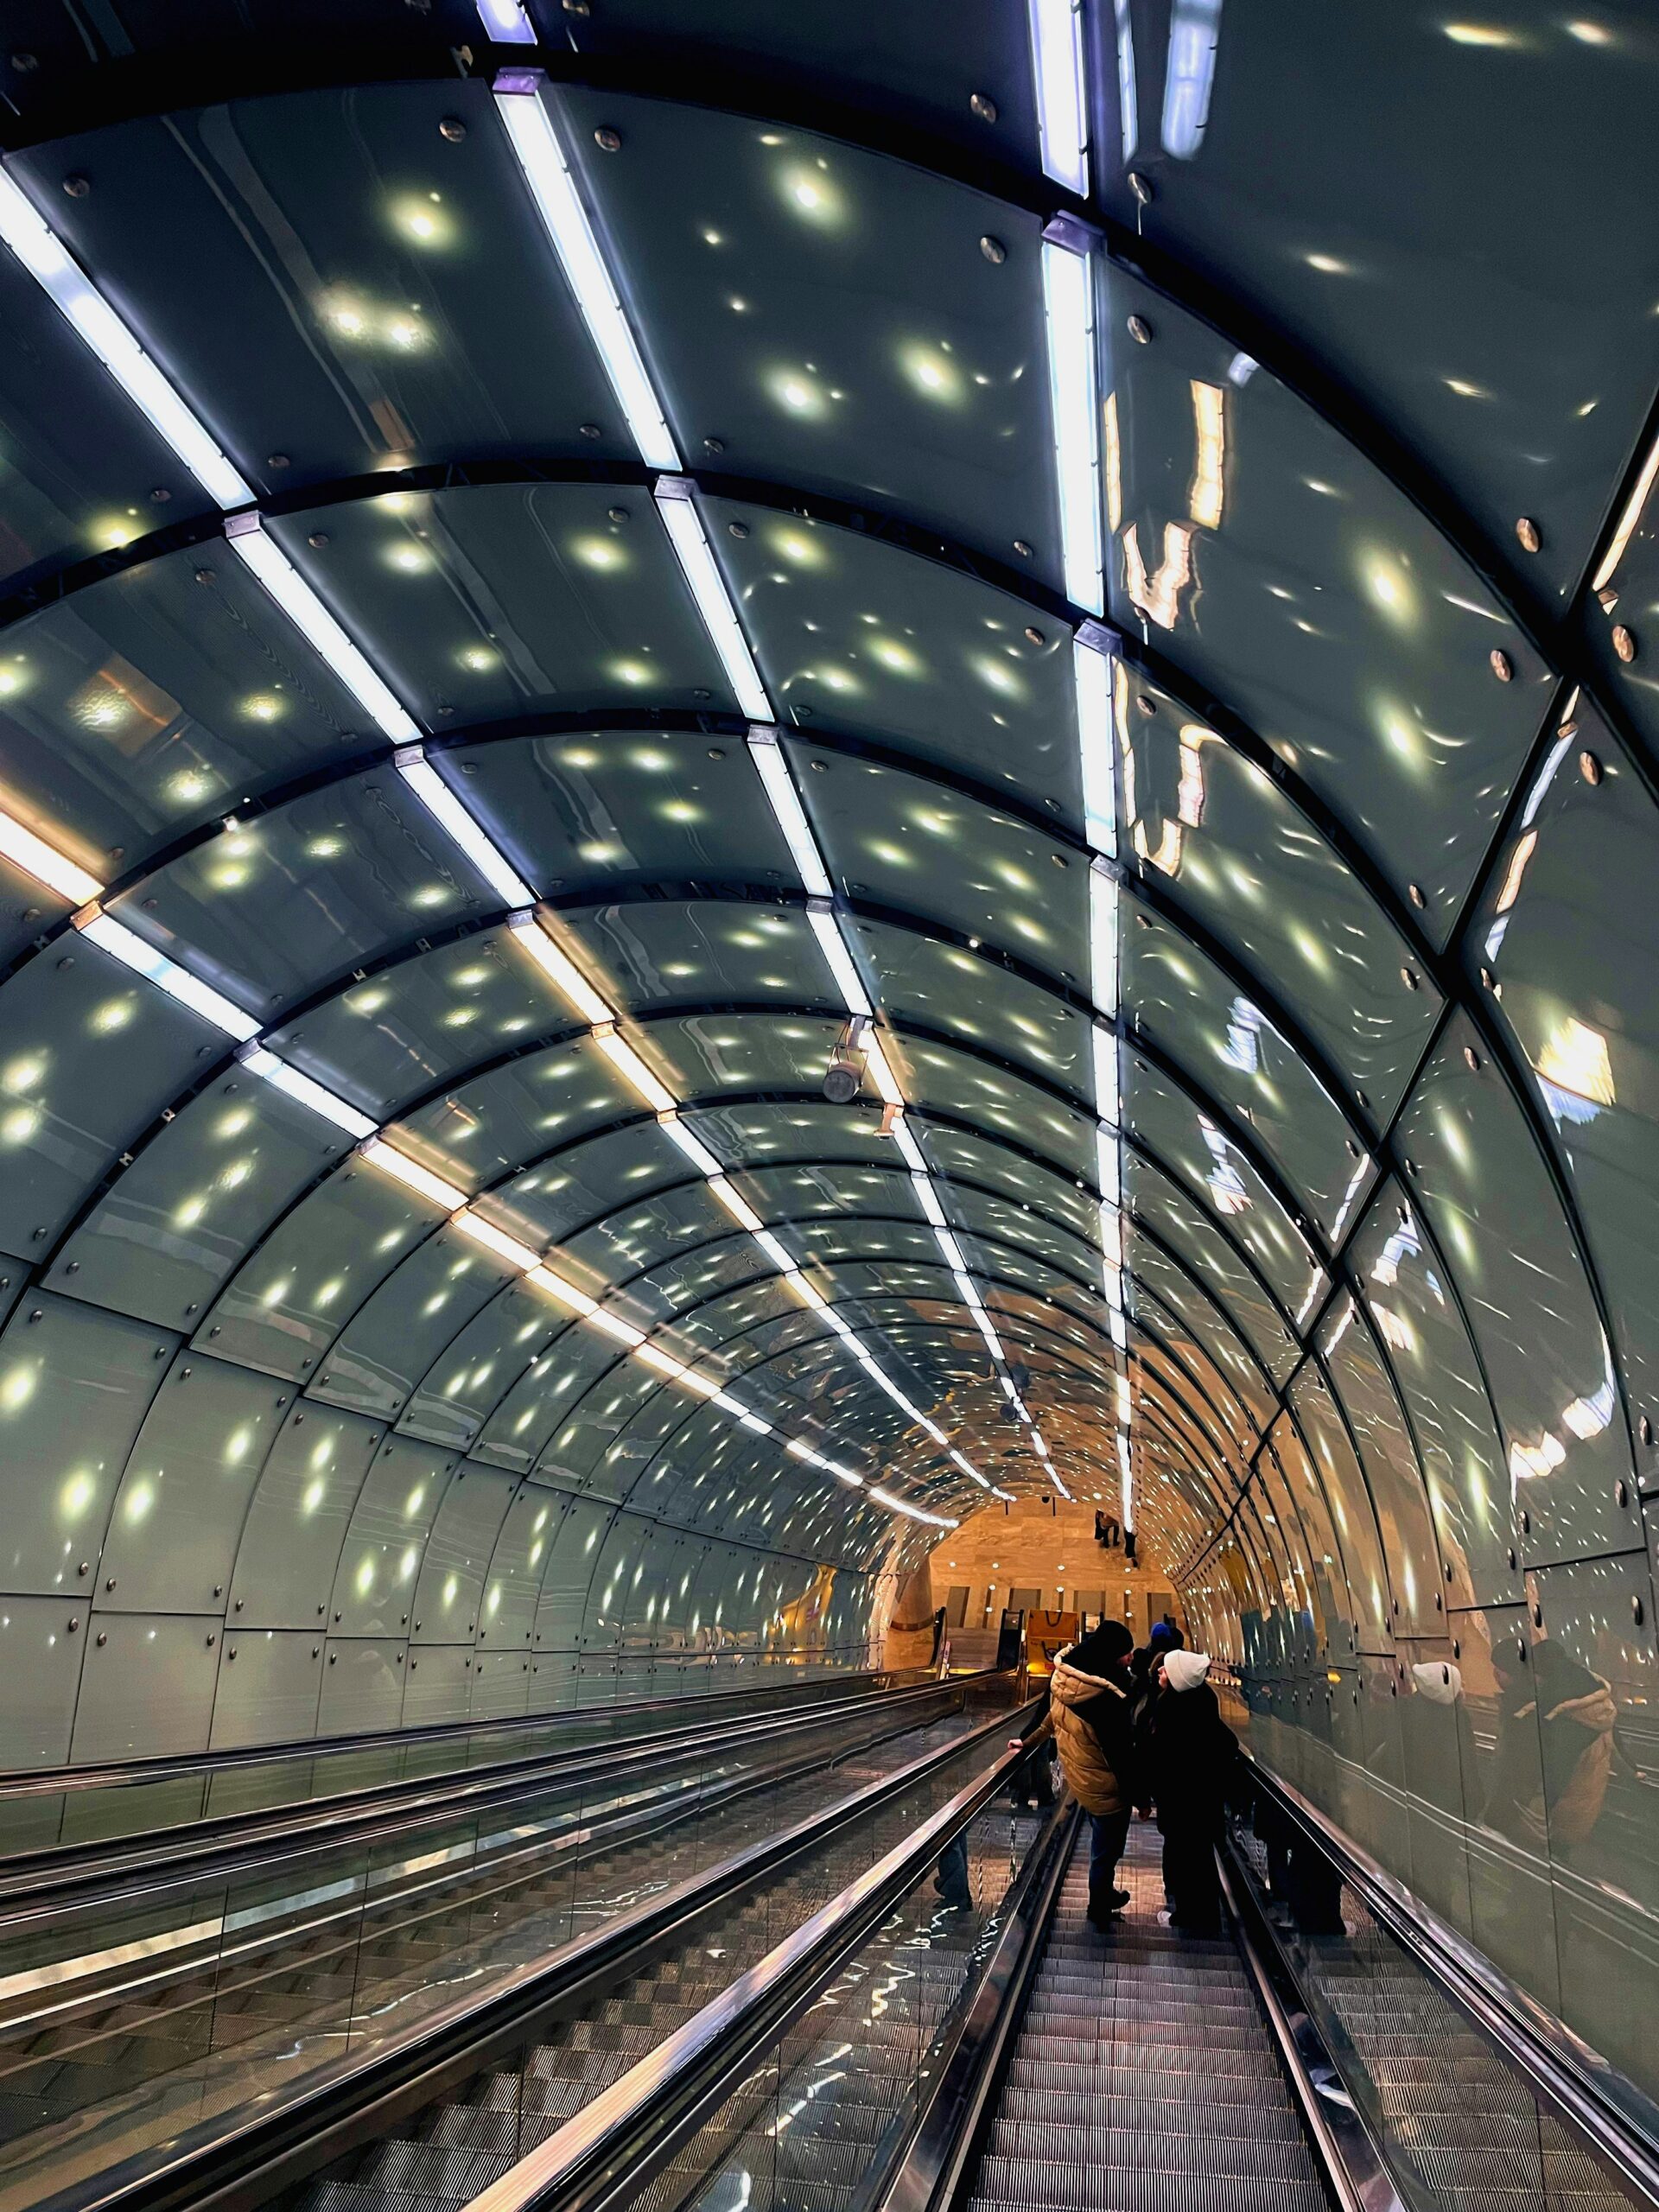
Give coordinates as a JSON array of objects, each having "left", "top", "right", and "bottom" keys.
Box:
[{"left": 1484, "top": 1635, "right": 1617, "bottom": 1851}]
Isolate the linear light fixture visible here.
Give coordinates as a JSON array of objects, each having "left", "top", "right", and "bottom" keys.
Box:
[
  {"left": 589, "top": 1307, "right": 647, "bottom": 1350},
  {"left": 1073, "top": 624, "right": 1118, "bottom": 857},
  {"left": 493, "top": 79, "right": 680, "bottom": 472},
  {"left": 888, "top": 1112, "right": 927, "bottom": 1176},
  {"left": 527, "top": 1262, "right": 598, "bottom": 1317},
  {"left": 451, "top": 1209, "right": 541, "bottom": 1273},
  {"left": 805, "top": 902, "right": 870, "bottom": 1011},
  {"left": 395, "top": 749, "right": 534, "bottom": 906},
  {"left": 0, "top": 171, "right": 252, "bottom": 510},
  {"left": 950, "top": 1448, "right": 991, "bottom": 1490},
  {"left": 752, "top": 1227, "right": 798, "bottom": 1274},
  {"left": 861, "top": 1036, "right": 906, "bottom": 1109},
  {"left": 1089, "top": 859, "right": 1118, "bottom": 1019},
  {"left": 1041, "top": 219, "right": 1104, "bottom": 615},
  {"left": 658, "top": 1111, "right": 721, "bottom": 1176},
  {"left": 708, "top": 1175, "right": 765, "bottom": 1234},
  {"left": 509, "top": 912, "right": 616, "bottom": 1026},
  {"left": 593, "top": 1026, "right": 677, "bottom": 1113},
  {"left": 78, "top": 912, "right": 261, "bottom": 1040},
  {"left": 1028, "top": 0, "right": 1090, "bottom": 196},
  {"left": 474, "top": 0, "right": 535, "bottom": 40},
  {"left": 224, "top": 516, "right": 419, "bottom": 742},
  {"left": 0, "top": 804, "right": 104, "bottom": 906},
  {"left": 783, "top": 1270, "right": 825, "bottom": 1308},
  {"left": 651, "top": 481, "right": 772, "bottom": 720},
  {"left": 359, "top": 1136, "right": 470, "bottom": 1211},
  {"left": 750, "top": 734, "right": 833, "bottom": 898},
  {"left": 238, "top": 1046, "right": 378, "bottom": 1139}
]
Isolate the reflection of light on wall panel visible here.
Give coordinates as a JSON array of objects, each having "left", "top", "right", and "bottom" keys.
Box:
[
  {"left": 1122, "top": 519, "right": 1195, "bottom": 629},
  {"left": 1189, "top": 380, "right": 1226, "bottom": 529}
]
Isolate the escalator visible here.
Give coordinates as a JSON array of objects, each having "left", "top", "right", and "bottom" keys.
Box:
[
  {"left": 256, "top": 1723, "right": 1656, "bottom": 2212},
  {"left": 966, "top": 1824, "right": 1325, "bottom": 2212},
  {"left": 0, "top": 1670, "right": 1012, "bottom": 2212}
]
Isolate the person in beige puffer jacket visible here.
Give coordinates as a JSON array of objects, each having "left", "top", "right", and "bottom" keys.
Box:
[{"left": 1015, "top": 1619, "right": 1144, "bottom": 1923}]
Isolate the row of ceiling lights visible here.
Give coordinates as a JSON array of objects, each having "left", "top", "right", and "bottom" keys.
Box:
[{"left": 0, "top": 1, "right": 1139, "bottom": 1529}]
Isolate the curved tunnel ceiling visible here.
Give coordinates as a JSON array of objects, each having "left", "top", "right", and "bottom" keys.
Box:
[{"left": 0, "top": 3, "right": 1655, "bottom": 1755}]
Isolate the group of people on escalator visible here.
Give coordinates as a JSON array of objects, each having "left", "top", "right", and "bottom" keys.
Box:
[{"left": 1013, "top": 1617, "right": 1239, "bottom": 1933}]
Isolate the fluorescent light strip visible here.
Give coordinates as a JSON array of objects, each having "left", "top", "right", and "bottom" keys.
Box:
[
  {"left": 658, "top": 1112, "right": 722, "bottom": 1177},
  {"left": 750, "top": 736, "right": 834, "bottom": 899},
  {"left": 238, "top": 1047, "right": 378, "bottom": 1140},
  {"left": 224, "top": 517, "right": 419, "bottom": 742},
  {"left": 1073, "top": 630, "right": 1117, "bottom": 858},
  {"left": 395, "top": 750, "right": 534, "bottom": 906},
  {"left": 474, "top": 0, "right": 535, "bottom": 40},
  {"left": 493, "top": 83, "right": 679, "bottom": 472},
  {"left": 450, "top": 1209, "right": 542, "bottom": 1273},
  {"left": 1041, "top": 226, "right": 1104, "bottom": 614},
  {"left": 657, "top": 482, "right": 773, "bottom": 721},
  {"left": 0, "top": 170, "right": 252, "bottom": 509},
  {"left": 861, "top": 1035, "right": 906, "bottom": 1109},
  {"left": 359, "top": 1136, "right": 470, "bottom": 1212},
  {"left": 709, "top": 1176, "right": 764, "bottom": 1233},
  {"left": 593, "top": 1027, "right": 677, "bottom": 1113},
  {"left": 1089, "top": 860, "right": 1118, "bottom": 1019},
  {"left": 806, "top": 903, "right": 871, "bottom": 1013},
  {"left": 78, "top": 912, "right": 261, "bottom": 1041},
  {"left": 0, "top": 805, "right": 103, "bottom": 906},
  {"left": 509, "top": 912, "right": 616, "bottom": 1025},
  {"left": 1028, "top": 0, "right": 1090, "bottom": 195}
]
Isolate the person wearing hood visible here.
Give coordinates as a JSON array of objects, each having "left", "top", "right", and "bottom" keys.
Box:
[
  {"left": 1014, "top": 1618, "right": 1142, "bottom": 1925},
  {"left": 1146, "top": 1649, "right": 1237, "bottom": 1936}
]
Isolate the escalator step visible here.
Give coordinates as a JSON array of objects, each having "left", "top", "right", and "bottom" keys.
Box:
[
  {"left": 971, "top": 2163, "right": 1328, "bottom": 2212},
  {"left": 999, "top": 2088, "right": 1305, "bottom": 2139},
  {"left": 989, "top": 2122, "right": 1315, "bottom": 2179}
]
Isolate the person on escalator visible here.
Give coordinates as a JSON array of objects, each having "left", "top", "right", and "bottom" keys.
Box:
[
  {"left": 1146, "top": 1649, "right": 1237, "bottom": 1936},
  {"left": 1010, "top": 1618, "right": 1143, "bottom": 1926}
]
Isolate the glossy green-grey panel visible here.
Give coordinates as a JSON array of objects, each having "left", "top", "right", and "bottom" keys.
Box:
[
  {"left": 11, "top": 78, "right": 625, "bottom": 489},
  {"left": 396, "top": 1038, "right": 640, "bottom": 1210},
  {"left": 107, "top": 770, "right": 496, "bottom": 1013},
  {"left": 473, "top": 1320, "right": 617, "bottom": 1474},
  {"left": 226, "top": 1402, "right": 383, "bottom": 1630},
  {"left": 451, "top": 728, "right": 795, "bottom": 896},
  {"left": 267, "top": 927, "right": 572, "bottom": 1120},
  {"left": 399, "top": 1278, "right": 561, "bottom": 1452},
  {"left": 0, "top": 1296, "right": 172, "bottom": 1594},
  {"left": 0, "top": 934, "right": 226, "bottom": 1261},
  {"left": 98, "top": 1356, "right": 289, "bottom": 1614},
  {"left": 563, "top": 898, "right": 826, "bottom": 1013},
  {"left": 0, "top": 544, "right": 368, "bottom": 868},
  {"left": 1103, "top": 262, "right": 1547, "bottom": 926},
  {"left": 194, "top": 1165, "right": 437, "bottom": 1381},
  {"left": 1347, "top": 1181, "right": 1522, "bottom": 1611},
  {"left": 1127, "top": 1149, "right": 1300, "bottom": 1382},
  {"left": 786, "top": 739, "right": 1090, "bottom": 976},
  {"left": 1128, "top": 1238, "right": 1274, "bottom": 1435},
  {"left": 1288, "top": 1363, "right": 1392, "bottom": 1653},
  {"left": 1126, "top": 903, "right": 1370, "bottom": 1237},
  {"left": 1466, "top": 705, "right": 1659, "bottom": 1470},
  {"left": 888, "top": 1031, "right": 1095, "bottom": 1182},
  {"left": 561, "top": 89, "right": 1058, "bottom": 584},
  {"left": 863, "top": 923, "right": 1091, "bottom": 1096},
  {"left": 47, "top": 1070, "right": 342, "bottom": 1329},
  {"left": 1097, "top": 5, "right": 1659, "bottom": 603},
  {"left": 644, "top": 1009, "right": 847, "bottom": 1103},
  {"left": 267, "top": 483, "right": 734, "bottom": 727},
  {"left": 1122, "top": 671, "right": 1440, "bottom": 1120},
  {"left": 1123, "top": 1053, "right": 1319, "bottom": 1313},
  {"left": 917, "top": 1123, "right": 1101, "bottom": 1243},
  {"left": 706, "top": 499, "right": 1081, "bottom": 815},
  {"left": 308, "top": 1222, "right": 519, "bottom": 1420},
  {"left": 1315, "top": 1297, "right": 1444, "bottom": 1637},
  {"left": 1395, "top": 1017, "right": 1640, "bottom": 1568}
]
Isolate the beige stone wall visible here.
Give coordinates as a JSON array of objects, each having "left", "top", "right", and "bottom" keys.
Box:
[{"left": 880, "top": 1494, "right": 1183, "bottom": 1669}]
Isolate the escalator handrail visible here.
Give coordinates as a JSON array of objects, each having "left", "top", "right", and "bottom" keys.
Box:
[
  {"left": 0, "top": 1665, "right": 918, "bottom": 1802},
  {"left": 47, "top": 1697, "right": 1036, "bottom": 2212},
  {"left": 461, "top": 1705, "right": 1051, "bottom": 2212},
  {"left": 1243, "top": 1752, "right": 1659, "bottom": 2209},
  {"left": 0, "top": 1675, "right": 988, "bottom": 1921},
  {"left": 874, "top": 1796, "right": 1080, "bottom": 2212},
  {"left": 1215, "top": 1838, "right": 1406, "bottom": 2212}
]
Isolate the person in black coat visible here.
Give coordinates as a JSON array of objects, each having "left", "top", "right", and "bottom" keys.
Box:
[{"left": 1145, "top": 1649, "right": 1237, "bottom": 1935}]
